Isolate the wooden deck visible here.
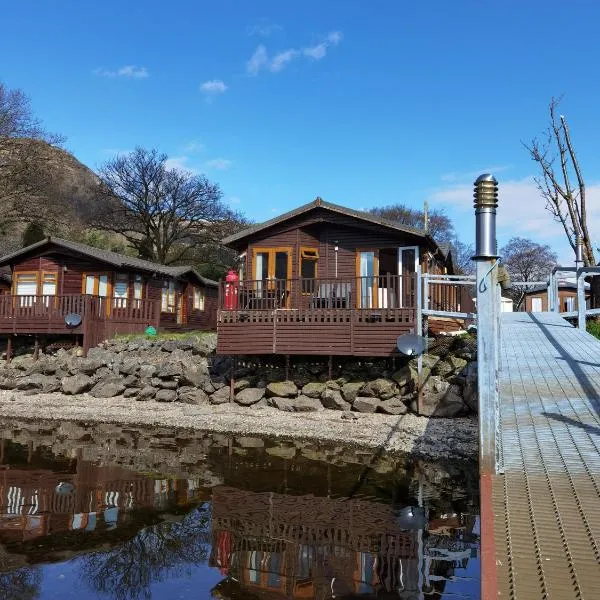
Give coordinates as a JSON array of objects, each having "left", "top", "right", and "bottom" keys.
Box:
[{"left": 483, "top": 312, "right": 600, "bottom": 599}]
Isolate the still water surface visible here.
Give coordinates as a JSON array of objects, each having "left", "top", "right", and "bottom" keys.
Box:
[{"left": 0, "top": 419, "right": 480, "bottom": 599}]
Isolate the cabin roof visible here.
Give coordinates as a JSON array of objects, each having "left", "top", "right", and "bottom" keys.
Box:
[
  {"left": 0, "top": 237, "right": 218, "bottom": 287},
  {"left": 524, "top": 279, "right": 590, "bottom": 294},
  {"left": 222, "top": 197, "right": 432, "bottom": 246}
]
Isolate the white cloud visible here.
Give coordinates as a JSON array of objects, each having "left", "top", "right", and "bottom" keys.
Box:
[
  {"left": 247, "top": 20, "right": 282, "bottom": 37},
  {"left": 247, "top": 45, "right": 268, "bottom": 75},
  {"left": 204, "top": 158, "right": 233, "bottom": 171},
  {"left": 165, "top": 156, "right": 198, "bottom": 174},
  {"left": 94, "top": 65, "right": 149, "bottom": 78},
  {"left": 270, "top": 49, "right": 299, "bottom": 72},
  {"left": 429, "top": 176, "right": 600, "bottom": 265},
  {"left": 199, "top": 79, "right": 228, "bottom": 97},
  {"left": 246, "top": 30, "right": 342, "bottom": 75},
  {"left": 184, "top": 140, "right": 205, "bottom": 153}
]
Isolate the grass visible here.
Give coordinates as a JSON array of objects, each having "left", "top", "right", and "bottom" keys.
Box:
[
  {"left": 587, "top": 319, "right": 600, "bottom": 340},
  {"left": 115, "top": 330, "right": 214, "bottom": 342}
]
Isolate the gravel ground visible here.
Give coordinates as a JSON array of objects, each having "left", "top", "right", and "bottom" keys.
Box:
[{"left": 0, "top": 390, "right": 478, "bottom": 460}]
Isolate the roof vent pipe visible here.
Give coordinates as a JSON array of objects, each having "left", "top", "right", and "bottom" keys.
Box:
[{"left": 473, "top": 174, "right": 499, "bottom": 259}]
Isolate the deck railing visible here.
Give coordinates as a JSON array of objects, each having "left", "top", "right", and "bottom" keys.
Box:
[
  {"left": 0, "top": 295, "right": 158, "bottom": 323},
  {"left": 218, "top": 275, "right": 418, "bottom": 312}
]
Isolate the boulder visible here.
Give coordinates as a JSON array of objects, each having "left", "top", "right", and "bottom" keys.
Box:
[
  {"left": 392, "top": 364, "right": 429, "bottom": 391},
  {"left": 0, "top": 377, "right": 17, "bottom": 390},
  {"left": 448, "top": 355, "right": 468, "bottom": 374},
  {"left": 362, "top": 378, "right": 399, "bottom": 400},
  {"left": 155, "top": 362, "right": 183, "bottom": 379},
  {"left": 379, "top": 397, "right": 408, "bottom": 415},
  {"left": 266, "top": 381, "right": 298, "bottom": 398},
  {"left": 421, "top": 354, "right": 441, "bottom": 369},
  {"left": 157, "top": 380, "right": 178, "bottom": 390},
  {"left": 235, "top": 387, "right": 265, "bottom": 406},
  {"left": 353, "top": 397, "right": 380, "bottom": 413},
  {"left": 416, "top": 378, "right": 468, "bottom": 417},
  {"left": 122, "top": 374, "right": 139, "bottom": 388},
  {"left": 123, "top": 388, "right": 139, "bottom": 398},
  {"left": 293, "top": 395, "right": 324, "bottom": 412},
  {"left": 341, "top": 381, "right": 365, "bottom": 403},
  {"left": 138, "top": 364, "right": 157, "bottom": 379},
  {"left": 119, "top": 359, "right": 141, "bottom": 375},
  {"left": 325, "top": 380, "right": 342, "bottom": 391},
  {"left": 26, "top": 357, "right": 57, "bottom": 375},
  {"left": 86, "top": 348, "right": 118, "bottom": 365},
  {"left": 61, "top": 374, "right": 94, "bottom": 395},
  {"left": 321, "top": 388, "right": 351, "bottom": 411},
  {"left": 233, "top": 377, "right": 255, "bottom": 392},
  {"left": 178, "top": 387, "right": 209, "bottom": 405},
  {"left": 268, "top": 397, "right": 296, "bottom": 412},
  {"left": 137, "top": 386, "right": 157, "bottom": 401},
  {"left": 70, "top": 356, "right": 105, "bottom": 375},
  {"left": 90, "top": 376, "right": 126, "bottom": 398},
  {"left": 210, "top": 386, "right": 231, "bottom": 405},
  {"left": 432, "top": 360, "right": 454, "bottom": 378},
  {"left": 15, "top": 374, "right": 60, "bottom": 393},
  {"left": 155, "top": 389, "right": 177, "bottom": 402},
  {"left": 302, "top": 382, "right": 326, "bottom": 398},
  {"left": 180, "top": 363, "right": 209, "bottom": 387}
]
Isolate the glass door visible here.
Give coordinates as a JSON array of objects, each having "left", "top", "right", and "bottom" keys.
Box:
[
  {"left": 357, "top": 250, "right": 378, "bottom": 308},
  {"left": 398, "top": 247, "right": 418, "bottom": 308},
  {"left": 252, "top": 248, "right": 292, "bottom": 307}
]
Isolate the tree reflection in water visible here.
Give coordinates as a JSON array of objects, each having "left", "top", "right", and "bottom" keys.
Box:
[
  {"left": 0, "top": 567, "right": 42, "bottom": 600},
  {"left": 80, "top": 505, "right": 212, "bottom": 600}
]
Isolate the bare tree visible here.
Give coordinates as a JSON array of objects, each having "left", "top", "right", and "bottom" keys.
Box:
[
  {"left": 501, "top": 236, "right": 558, "bottom": 309},
  {"left": 369, "top": 204, "right": 455, "bottom": 244},
  {"left": 526, "top": 97, "right": 598, "bottom": 302},
  {"left": 451, "top": 240, "right": 475, "bottom": 275},
  {"left": 95, "top": 148, "right": 242, "bottom": 265}
]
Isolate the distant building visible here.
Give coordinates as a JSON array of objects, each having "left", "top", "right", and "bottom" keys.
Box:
[{"left": 520, "top": 279, "right": 590, "bottom": 313}]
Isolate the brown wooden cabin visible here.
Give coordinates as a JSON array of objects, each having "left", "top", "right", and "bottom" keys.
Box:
[
  {"left": 520, "top": 279, "right": 590, "bottom": 313},
  {"left": 0, "top": 272, "right": 10, "bottom": 295},
  {"left": 0, "top": 237, "right": 218, "bottom": 352},
  {"left": 218, "top": 198, "right": 470, "bottom": 357}
]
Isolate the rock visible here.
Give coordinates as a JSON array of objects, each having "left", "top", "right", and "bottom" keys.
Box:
[
  {"left": 90, "top": 376, "right": 126, "bottom": 398},
  {"left": 432, "top": 360, "right": 454, "bottom": 378},
  {"left": 448, "top": 355, "right": 468, "bottom": 373},
  {"left": 233, "top": 377, "right": 255, "bottom": 392},
  {"left": 379, "top": 397, "right": 408, "bottom": 415},
  {"left": 180, "top": 363, "right": 209, "bottom": 387},
  {"left": 325, "top": 380, "right": 341, "bottom": 391},
  {"left": 302, "top": 382, "right": 326, "bottom": 398},
  {"left": 70, "top": 356, "right": 105, "bottom": 375},
  {"left": 321, "top": 388, "right": 351, "bottom": 411},
  {"left": 61, "top": 374, "right": 94, "bottom": 395},
  {"left": 361, "top": 378, "right": 399, "bottom": 400},
  {"left": 138, "top": 364, "right": 157, "bottom": 379},
  {"left": 122, "top": 374, "right": 139, "bottom": 388},
  {"left": 266, "top": 381, "right": 298, "bottom": 398},
  {"left": 15, "top": 374, "right": 60, "bottom": 393},
  {"left": 235, "top": 387, "right": 265, "bottom": 406},
  {"left": 392, "top": 364, "right": 430, "bottom": 391},
  {"left": 157, "top": 380, "right": 178, "bottom": 390},
  {"left": 0, "top": 377, "right": 17, "bottom": 390},
  {"left": 353, "top": 397, "right": 380, "bottom": 413},
  {"left": 178, "top": 387, "right": 209, "bottom": 405},
  {"left": 293, "top": 395, "right": 323, "bottom": 412},
  {"left": 137, "top": 386, "right": 157, "bottom": 400},
  {"left": 249, "top": 397, "right": 268, "bottom": 409},
  {"left": 160, "top": 340, "right": 179, "bottom": 353},
  {"left": 341, "top": 381, "right": 365, "bottom": 403},
  {"left": 210, "top": 386, "right": 231, "bottom": 405},
  {"left": 119, "top": 359, "right": 140, "bottom": 375},
  {"left": 416, "top": 378, "right": 468, "bottom": 417},
  {"left": 123, "top": 388, "right": 139, "bottom": 398},
  {"left": 155, "top": 389, "right": 177, "bottom": 402},
  {"left": 268, "top": 397, "right": 296, "bottom": 411},
  {"left": 236, "top": 436, "right": 264, "bottom": 448},
  {"left": 421, "top": 354, "right": 441, "bottom": 369},
  {"left": 26, "top": 357, "right": 57, "bottom": 375},
  {"left": 156, "top": 362, "right": 182, "bottom": 379},
  {"left": 341, "top": 412, "right": 359, "bottom": 420},
  {"left": 87, "top": 348, "right": 117, "bottom": 365}
]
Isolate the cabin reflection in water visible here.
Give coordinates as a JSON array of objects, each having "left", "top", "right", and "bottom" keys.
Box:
[{"left": 208, "top": 486, "right": 479, "bottom": 599}]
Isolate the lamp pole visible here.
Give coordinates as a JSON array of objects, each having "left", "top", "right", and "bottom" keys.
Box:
[{"left": 472, "top": 174, "right": 500, "bottom": 475}]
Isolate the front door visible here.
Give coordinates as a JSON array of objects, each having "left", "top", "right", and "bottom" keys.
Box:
[
  {"left": 398, "top": 247, "right": 418, "bottom": 308},
  {"left": 84, "top": 273, "right": 111, "bottom": 316},
  {"left": 252, "top": 248, "right": 292, "bottom": 306}
]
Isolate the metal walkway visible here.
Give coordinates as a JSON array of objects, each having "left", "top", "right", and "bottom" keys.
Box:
[{"left": 486, "top": 312, "right": 600, "bottom": 598}]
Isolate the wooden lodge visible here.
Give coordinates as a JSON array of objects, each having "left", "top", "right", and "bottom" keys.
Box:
[
  {"left": 520, "top": 279, "right": 590, "bottom": 313},
  {"left": 0, "top": 237, "right": 218, "bottom": 353},
  {"left": 217, "top": 198, "right": 471, "bottom": 357}
]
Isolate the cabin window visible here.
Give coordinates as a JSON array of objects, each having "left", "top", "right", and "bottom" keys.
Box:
[
  {"left": 41, "top": 273, "right": 57, "bottom": 296},
  {"left": 83, "top": 274, "right": 110, "bottom": 297},
  {"left": 300, "top": 248, "right": 319, "bottom": 293},
  {"left": 162, "top": 281, "right": 176, "bottom": 313},
  {"left": 133, "top": 274, "right": 143, "bottom": 305},
  {"left": 114, "top": 273, "right": 129, "bottom": 308},
  {"left": 238, "top": 253, "right": 246, "bottom": 281},
  {"left": 193, "top": 287, "right": 205, "bottom": 310},
  {"left": 15, "top": 273, "right": 38, "bottom": 306}
]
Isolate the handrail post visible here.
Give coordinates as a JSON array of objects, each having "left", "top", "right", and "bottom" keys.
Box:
[
  {"left": 416, "top": 266, "right": 423, "bottom": 414},
  {"left": 577, "top": 268, "right": 586, "bottom": 330},
  {"left": 473, "top": 173, "right": 500, "bottom": 476}
]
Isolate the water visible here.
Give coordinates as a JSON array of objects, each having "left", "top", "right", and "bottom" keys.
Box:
[{"left": 0, "top": 419, "right": 480, "bottom": 599}]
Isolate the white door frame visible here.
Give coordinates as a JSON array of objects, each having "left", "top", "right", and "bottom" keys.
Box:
[{"left": 397, "top": 246, "right": 419, "bottom": 308}]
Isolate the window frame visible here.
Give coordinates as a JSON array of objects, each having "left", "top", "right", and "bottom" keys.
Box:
[
  {"left": 193, "top": 286, "right": 205, "bottom": 311},
  {"left": 161, "top": 280, "right": 177, "bottom": 313},
  {"left": 113, "top": 272, "right": 129, "bottom": 308},
  {"left": 299, "top": 247, "right": 319, "bottom": 294}
]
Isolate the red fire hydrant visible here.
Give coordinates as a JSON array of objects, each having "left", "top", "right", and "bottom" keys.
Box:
[{"left": 224, "top": 269, "right": 239, "bottom": 310}]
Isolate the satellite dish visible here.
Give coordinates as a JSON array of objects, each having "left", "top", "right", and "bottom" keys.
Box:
[
  {"left": 65, "top": 313, "right": 82, "bottom": 328},
  {"left": 55, "top": 482, "right": 75, "bottom": 495},
  {"left": 395, "top": 506, "right": 427, "bottom": 530},
  {"left": 396, "top": 333, "right": 427, "bottom": 356}
]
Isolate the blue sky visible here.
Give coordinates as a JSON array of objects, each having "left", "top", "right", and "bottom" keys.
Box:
[{"left": 2, "top": 0, "right": 600, "bottom": 262}]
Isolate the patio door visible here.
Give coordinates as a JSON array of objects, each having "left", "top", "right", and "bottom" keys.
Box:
[
  {"left": 398, "top": 247, "right": 418, "bottom": 308},
  {"left": 356, "top": 250, "right": 378, "bottom": 308},
  {"left": 84, "top": 273, "right": 111, "bottom": 316},
  {"left": 252, "top": 248, "right": 292, "bottom": 306}
]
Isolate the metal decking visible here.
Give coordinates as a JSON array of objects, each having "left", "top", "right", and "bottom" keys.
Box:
[{"left": 488, "top": 312, "right": 600, "bottom": 598}]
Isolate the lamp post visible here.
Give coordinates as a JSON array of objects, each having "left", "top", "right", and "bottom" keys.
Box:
[{"left": 472, "top": 174, "right": 500, "bottom": 476}]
